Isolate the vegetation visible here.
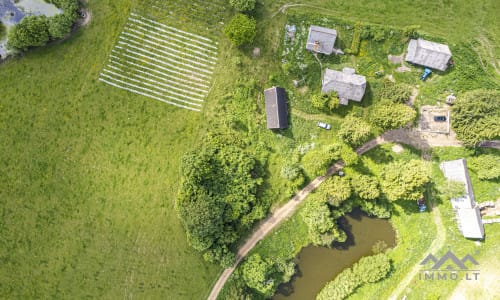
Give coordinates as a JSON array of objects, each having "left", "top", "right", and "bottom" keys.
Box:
[
  {"left": 349, "top": 173, "right": 380, "bottom": 200},
  {"left": 317, "top": 253, "right": 391, "bottom": 300},
  {"left": 468, "top": 154, "right": 500, "bottom": 180},
  {"left": 318, "top": 176, "right": 352, "bottom": 207},
  {"left": 440, "top": 180, "right": 466, "bottom": 200},
  {"left": 224, "top": 14, "right": 257, "bottom": 46},
  {"left": 301, "top": 199, "right": 346, "bottom": 246},
  {"left": 452, "top": 89, "right": 500, "bottom": 147},
  {"left": 380, "top": 159, "right": 430, "bottom": 201},
  {"left": 338, "top": 115, "right": 372, "bottom": 147},
  {"left": 369, "top": 100, "right": 416, "bottom": 130},
  {"left": 229, "top": 0, "right": 256, "bottom": 12},
  {"left": 376, "top": 80, "right": 413, "bottom": 103}
]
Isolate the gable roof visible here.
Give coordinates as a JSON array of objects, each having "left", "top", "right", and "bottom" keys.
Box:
[
  {"left": 440, "top": 159, "right": 484, "bottom": 239},
  {"left": 264, "top": 87, "right": 288, "bottom": 129},
  {"left": 405, "top": 39, "right": 452, "bottom": 71},
  {"left": 321, "top": 68, "right": 366, "bottom": 105},
  {"left": 306, "top": 25, "right": 337, "bottom": 55}
]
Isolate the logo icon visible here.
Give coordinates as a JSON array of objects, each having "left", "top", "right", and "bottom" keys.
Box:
[
  {"left": 419, "top": 250, "right": 480, "bottom": 281},
  {"left": 420, "top": 250, "right": 479, "bottom": 270}
]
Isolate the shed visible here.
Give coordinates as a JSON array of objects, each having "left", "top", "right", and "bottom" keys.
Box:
[
  {"left": 306, "top": 25, "right": 337, "bottom": 55},
  {"left": 405, "top": 39, "right": 452, "bottom": 71},
  {"left": 440, "top": 159, "right": 484, "bottom": 239},
  {"left": 321, "top": 67, "right": 366, "bottom": 105},
  {"left": 264, "top": 87, "right": 288, "bottom": 129}
]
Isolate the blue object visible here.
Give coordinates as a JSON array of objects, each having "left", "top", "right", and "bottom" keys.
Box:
[{"left": 421, "top": 68, "right": 432, "bottom": 81}]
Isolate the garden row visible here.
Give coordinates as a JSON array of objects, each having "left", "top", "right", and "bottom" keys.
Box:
[{"left": 100, "top": 14, "right": 218, "bottom": 112}]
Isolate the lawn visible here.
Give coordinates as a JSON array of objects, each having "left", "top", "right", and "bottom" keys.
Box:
[{"left": 1, "top": 0, "right": 499, "bottom": 299}]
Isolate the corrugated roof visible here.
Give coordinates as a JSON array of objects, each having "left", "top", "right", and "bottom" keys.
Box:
[
  {"left": 306, "top": 25, "right": 337, "bottom": 55},
  {"left": 264, "top": 87, "right": 288, "bottom": 129},
  {"left": 405, "top": 39, "right": 452, "bottom": 71},
  {"left": 440, "top": 159, "right": 484, "bottom": 239},
  {"left": 321, "top": 68, "right": 366, "bottom": 104}
]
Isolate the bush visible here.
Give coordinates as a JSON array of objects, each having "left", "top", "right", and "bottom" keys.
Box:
[
  {"left": 467, "top": 155, "right": 500, "bottom": 180},
  {"left": 224, "top": 14, "right": 256, "bottom": 46},
  {"left": 369, "top": 100, "right": 416, "bottom": 130},
  {"left": 48, "top": 14, "right": 73, "bottom": 39},
  {"left": 8, "top": 16, "right": 50, "bottom": 50},
  {"left": 301, "top": 144, "right": 342, "bottom": 177},
  {"left": 301, "top": 200, "right": 346, "bottom": 246},
  {"left": 380, "top": 159, "right": 430, "bottom": 201},
  {"left": 229, "top": 0, "right": 256, "bottom": 12},
  {"left": 350, "top": 22, "right": 362, "bottom": 55},
  {"left": 377, "top": 80, "right": 413, "bottom": 103},
  {"left": 338, "top": 115, "right": 372, "bottom": 147}
]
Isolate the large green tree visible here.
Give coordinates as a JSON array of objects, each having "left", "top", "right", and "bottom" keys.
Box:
[
  {"left": 8, "top": 16, "right": 50, "bottom": 50},
  {"left": 319, "top": 176, "right": 352, "bottom": 207},
  {"left": 229, "top": 0, "right": 256, "bottom": 12},
  {"left": 452, "top": 90, "right": 500, "bottom": 146},
  {"left": 242, "top": 254, "right": 276, "bottom": 297},
  {"left": 301, "top": 144, "right": 341, "bottom": 177},
  {"left": 468, "top": 154, "right": 500, "bottom": 180},
  {"left": 380, "top": 159, "right": 430, "bottom": 201},
  {"left": 369, "top": 100, "right": 416, "bottom": 130},
  {"left": 350, "top": 173, "right": 380, "bottom": 200},
  {"left": 338, "top": 115, "right": 372, "bottom": 147},
  {"left": 224, "top": 14, "right": 256, "bottom": 46},
  {"left": 301, "top": 200, "right": 346, "bottom": 246}
]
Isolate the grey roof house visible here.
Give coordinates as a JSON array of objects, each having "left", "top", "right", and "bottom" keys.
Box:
[
  {"left": 306, "top": 26, "right": 337, "bottom": 55},
  {"left": 264, "top": 87, "right": 288, "bottom": 129},
  {"left": 405, "top": 38, "right": 452, "bottom": 71},
  {"left": 321, "top": 67, "right": 366, "bottom": 105},
  {"left": 440, "top": 159, "right": 484, "bottom": 239}
]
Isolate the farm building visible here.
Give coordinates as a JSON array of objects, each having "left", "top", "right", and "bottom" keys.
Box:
[
  {"left": 264, "top": 86, "right": 288, "bottom": 129},
  {"left": 321, "top": 67, "right": 366, "bottom": 105},
  {"left": 306, "top": 25, "right": 337, "bottom": 55},
  {"left": 405, "top": 38, "right": 452, "bottom": 71},
  {"left": 440, "top": 159, "right": 484, "bottom": 239}
]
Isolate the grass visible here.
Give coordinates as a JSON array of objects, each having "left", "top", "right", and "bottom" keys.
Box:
[{"left": 1, "top": 0, "right": 499, "bottom": 299}]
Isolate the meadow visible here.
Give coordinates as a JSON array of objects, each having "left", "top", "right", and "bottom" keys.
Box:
[{"left": 1, "top": 0, "right": 499, "bottom": 299}]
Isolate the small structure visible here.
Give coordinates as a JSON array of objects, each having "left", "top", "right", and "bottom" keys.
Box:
[
  {"left": 405, "top": 38, "right": 452, "bottom": 71},
  {"left": 321, "top": 67, "right": 366, "bottom": 105},
  {"left": 306, "top": 25, "right": 337, "bottom": 55},
  {"left": 285, "top": 24, "right": 296, "bottom": 40},
  {"left": 264, "top": 86, "right": 288, "bottom": 129},
  {"left": 440, "top": 159, "right": 485, "bottom": 239}
]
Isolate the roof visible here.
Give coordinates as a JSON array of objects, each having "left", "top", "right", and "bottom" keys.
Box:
[
  {"left": 306, "top": 25, "right": 337, "bottom": 55},
  {"left": 321, "top": 68, "right": 366, "bottom": 105},
  {"left": 264, "top": 87, "right": 288, "bottom": 129},
  {"left": 440, "top": 159, "right": 484, "bottom": 239},
  {"left": 405, "top": 39, "right": 452, "bottom": 71}
]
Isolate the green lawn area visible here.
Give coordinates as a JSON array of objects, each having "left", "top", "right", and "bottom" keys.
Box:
[{"left": 1, "top": 0, "right": 499, "bottom": 299}]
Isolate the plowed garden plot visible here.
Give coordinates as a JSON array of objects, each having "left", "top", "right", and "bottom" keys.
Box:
[{"left": 99, "top": 13, "right": 218, "bottom": 112}]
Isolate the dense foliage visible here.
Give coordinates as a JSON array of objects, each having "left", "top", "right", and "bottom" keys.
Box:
[
  {"left": 311, "top": 92, "right": 340, "bottom": 111},
  {"left": 176, "top": 139, "right": 265, "bottom": 267},
  {"left": 301, "top": 199, "right": 346, "bottom": 246},
  {"left": 350, "top": 173, "right": 380, "bottom": 200},
  {"left": 301, "top": 144, "right": 341, "bottom": 177},
  {"left": 380, "top": 159, "right": 430, "bottom": 201},
  {"left": 369, "top": 100, "right": 416, "bottom": 130},
  {"left": 467, "top": 155, "right": 500, "bottom": 180},
  {"left": 224, "top": 14, "right": 257, "bottom": 46},
  {"left": 376, "top": 80, "right": 413, "bottom": 103},
  {"left": 319, "top": 176, "right": 352, "bottom": 207},
  {"left": 8, "top": 0, "right": 78, "bottom": 50},
  {"left": 241, "top": 254, "right": 295, "bottom": 297},
  {"left": 338, "top": 115, "right": 372, "bottom": 147},
  {"left": 229, "top": 0, "right": 256, "bottom": 12},
  {"left": 452, "top": 89, "right": 500, "bottom": 146},
  {"left": 317, "top": 253, "right": 391, "bottom": 300}
]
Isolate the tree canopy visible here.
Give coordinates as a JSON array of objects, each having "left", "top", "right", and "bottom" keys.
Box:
[
  {"left": 452, "top": 90, "right": 500, "bottom": 146},
  {"left": 229, "top": 0, "right": 256, "bottom": 12},
  {"left": 369, "top": 100, "right": 416, "bottom": 130},
  {"left": 224, "top": 14, "right": 257, "bottom": 46},
  {"left": 350, "top": 173, "right": 380, "bottom": 200},
  {"left": 380, "top": 159, "right": 430, "bottom": 201},
  {"left": 8, "top": 16, "right": 50, "bottom": 50},
  {"left": 338, "top": 115, "right": 372, "bottom": 147},
  {"left": 318, "top": 176, "right": 352, "bottom": 207},
  {"left": 301, "top": 200, "right": 346, "bottom": 246},
  {"left": 468, "top": 154, "right": 500, "bottom": 180},
  {"left": 176, "top": 139, "right": 264, "bottom": 266}
]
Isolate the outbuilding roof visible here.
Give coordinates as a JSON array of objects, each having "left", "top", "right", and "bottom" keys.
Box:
[
  {"left": 306, "top": 25, "right": 337, "bottom": 55},
  {"left": 264, "top": 87, "right": 288, "bottom": 129},
  {"left": 321, "top": 67, "right": 366, "bottom": 105},
  {"left": 405, "top": 38, "right": 452, "bottom": 71},
  {"left": 440, "top": 159, "right": 484, "bottom": 239}
]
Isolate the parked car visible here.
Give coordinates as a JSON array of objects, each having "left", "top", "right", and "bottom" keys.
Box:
[
  {"left": 317, "top": 121, "right": 331, "bottom": 130},
  {"left": 433, "top": 115, "right": 447, "bottom": 122}
]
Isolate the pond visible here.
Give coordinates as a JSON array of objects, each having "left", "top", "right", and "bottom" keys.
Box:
[{"left": 274, "top": 209, "right": 396, "bottom": 300}]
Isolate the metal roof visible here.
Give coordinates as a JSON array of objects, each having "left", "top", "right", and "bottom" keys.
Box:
[
  {"left": 321, "top": 68, "right": 366, "bottom": 104},
  {"left": 405, "top": 39, "right": 452, "bottom": 71},
  {"left": 264, "top": 87, "right": 288, "bottom": 129},
  {"left": 306, "top": 25, "right": 337, "bottom": 55}
]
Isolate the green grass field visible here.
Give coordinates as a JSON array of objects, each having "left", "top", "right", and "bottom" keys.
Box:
[{"left": 1, "top": 0, "right": 499, "bottom": 299}]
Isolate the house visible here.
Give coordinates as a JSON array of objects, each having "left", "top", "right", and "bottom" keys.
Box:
[
  {"left": 306, "top": 25, "right": 337, "bottom": 55},
  {"left": 440, "top": 159, "right": 485, "bottom": 239},
  {"left": 405, "top": 38, "right": 452, "bottom": 71},
  {"left": 321, "top": 67, "right": 366, "bottom": 105},
  {"left": 264, "top": 87, "right": 288, "bottom": 129}
]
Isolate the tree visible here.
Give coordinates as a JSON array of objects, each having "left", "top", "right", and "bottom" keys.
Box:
[
  {"left": 377, "top": 80, "right": 413, "bottom": 103},
  {"left": 48, "top": 14, "right": 73, "bottom": 39},
  {"left": 338, "top": 115, "right": 372, "bottom": 147},
  {"left": 311, "top": 92, "right": 340, "bottom": 111},
  {"left": 350, "top": 173, "right": 380, "bottom": 200},
  {"left": 311, "top": 93, "right": 329, "bottom": 110},
  {"left": 369, "top": 100, "right": 416, "bottom": 130},
  {"left": 229, "top": 0, "right": 256, "bottom": 12},
  {"left": 380, "top": 159, "right": 430, "bottom": 201},
  {"left": 353, "top": 253, "right": 391, "bottom": 283},
  {"left": 242, "top": 254, "right": 276, "bottom": 297},
  {"left": 318, "top": 176, "right": 352, "bottom": 206},
  {"left": 452, "top": 90, "right": 500, "bottom": 146},
  {"left": 301, "top": 200, "right": 343, "bottom": 246},
  {"left": 301, "top": 144, "right": 341, "bottom": 177},
  {"left": 224, "top": 14, "right": 256, "bottom": 46},
  {"left": 317, "top": 268, "right": 360, "bottom": 300},
  {"left": 8, "top": 16, "right": 50, "bottom": 50},
  {"left": 468, "top": 154, "right": 500, "bottom": 180}
]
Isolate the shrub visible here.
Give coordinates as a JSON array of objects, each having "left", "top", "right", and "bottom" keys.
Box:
[
  {"left": 229, "top": 0, "right": 256, "bottom": 12},
  {"left": 338, "top": 115, "right": 372, "bottom": 147},
  {"left": 369, "top": 100, "right": 416, "bottom": 130},
  {"left": 377, "top": 80, "right": 413, "bottom": 103},
  {"left": 467, "top": 155, "right": 500, "bottom": 180},
  {"left": 224, "top": 14, "right": 256, "bottom": 46},
  {"left": 350, "top": 22, "right": 362, "bottom": 55},
  {"left": 380, "top": 159, "right": 430, "bottom": 201},
  {"left": 48, "top": 14, "right": 73, "bottom": 39},
  {"left": 301, "top": 200, "right": 346, "bottom": 246},
  {"left": 8, "top": 16, "right": 50, "bottom": 50}
]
